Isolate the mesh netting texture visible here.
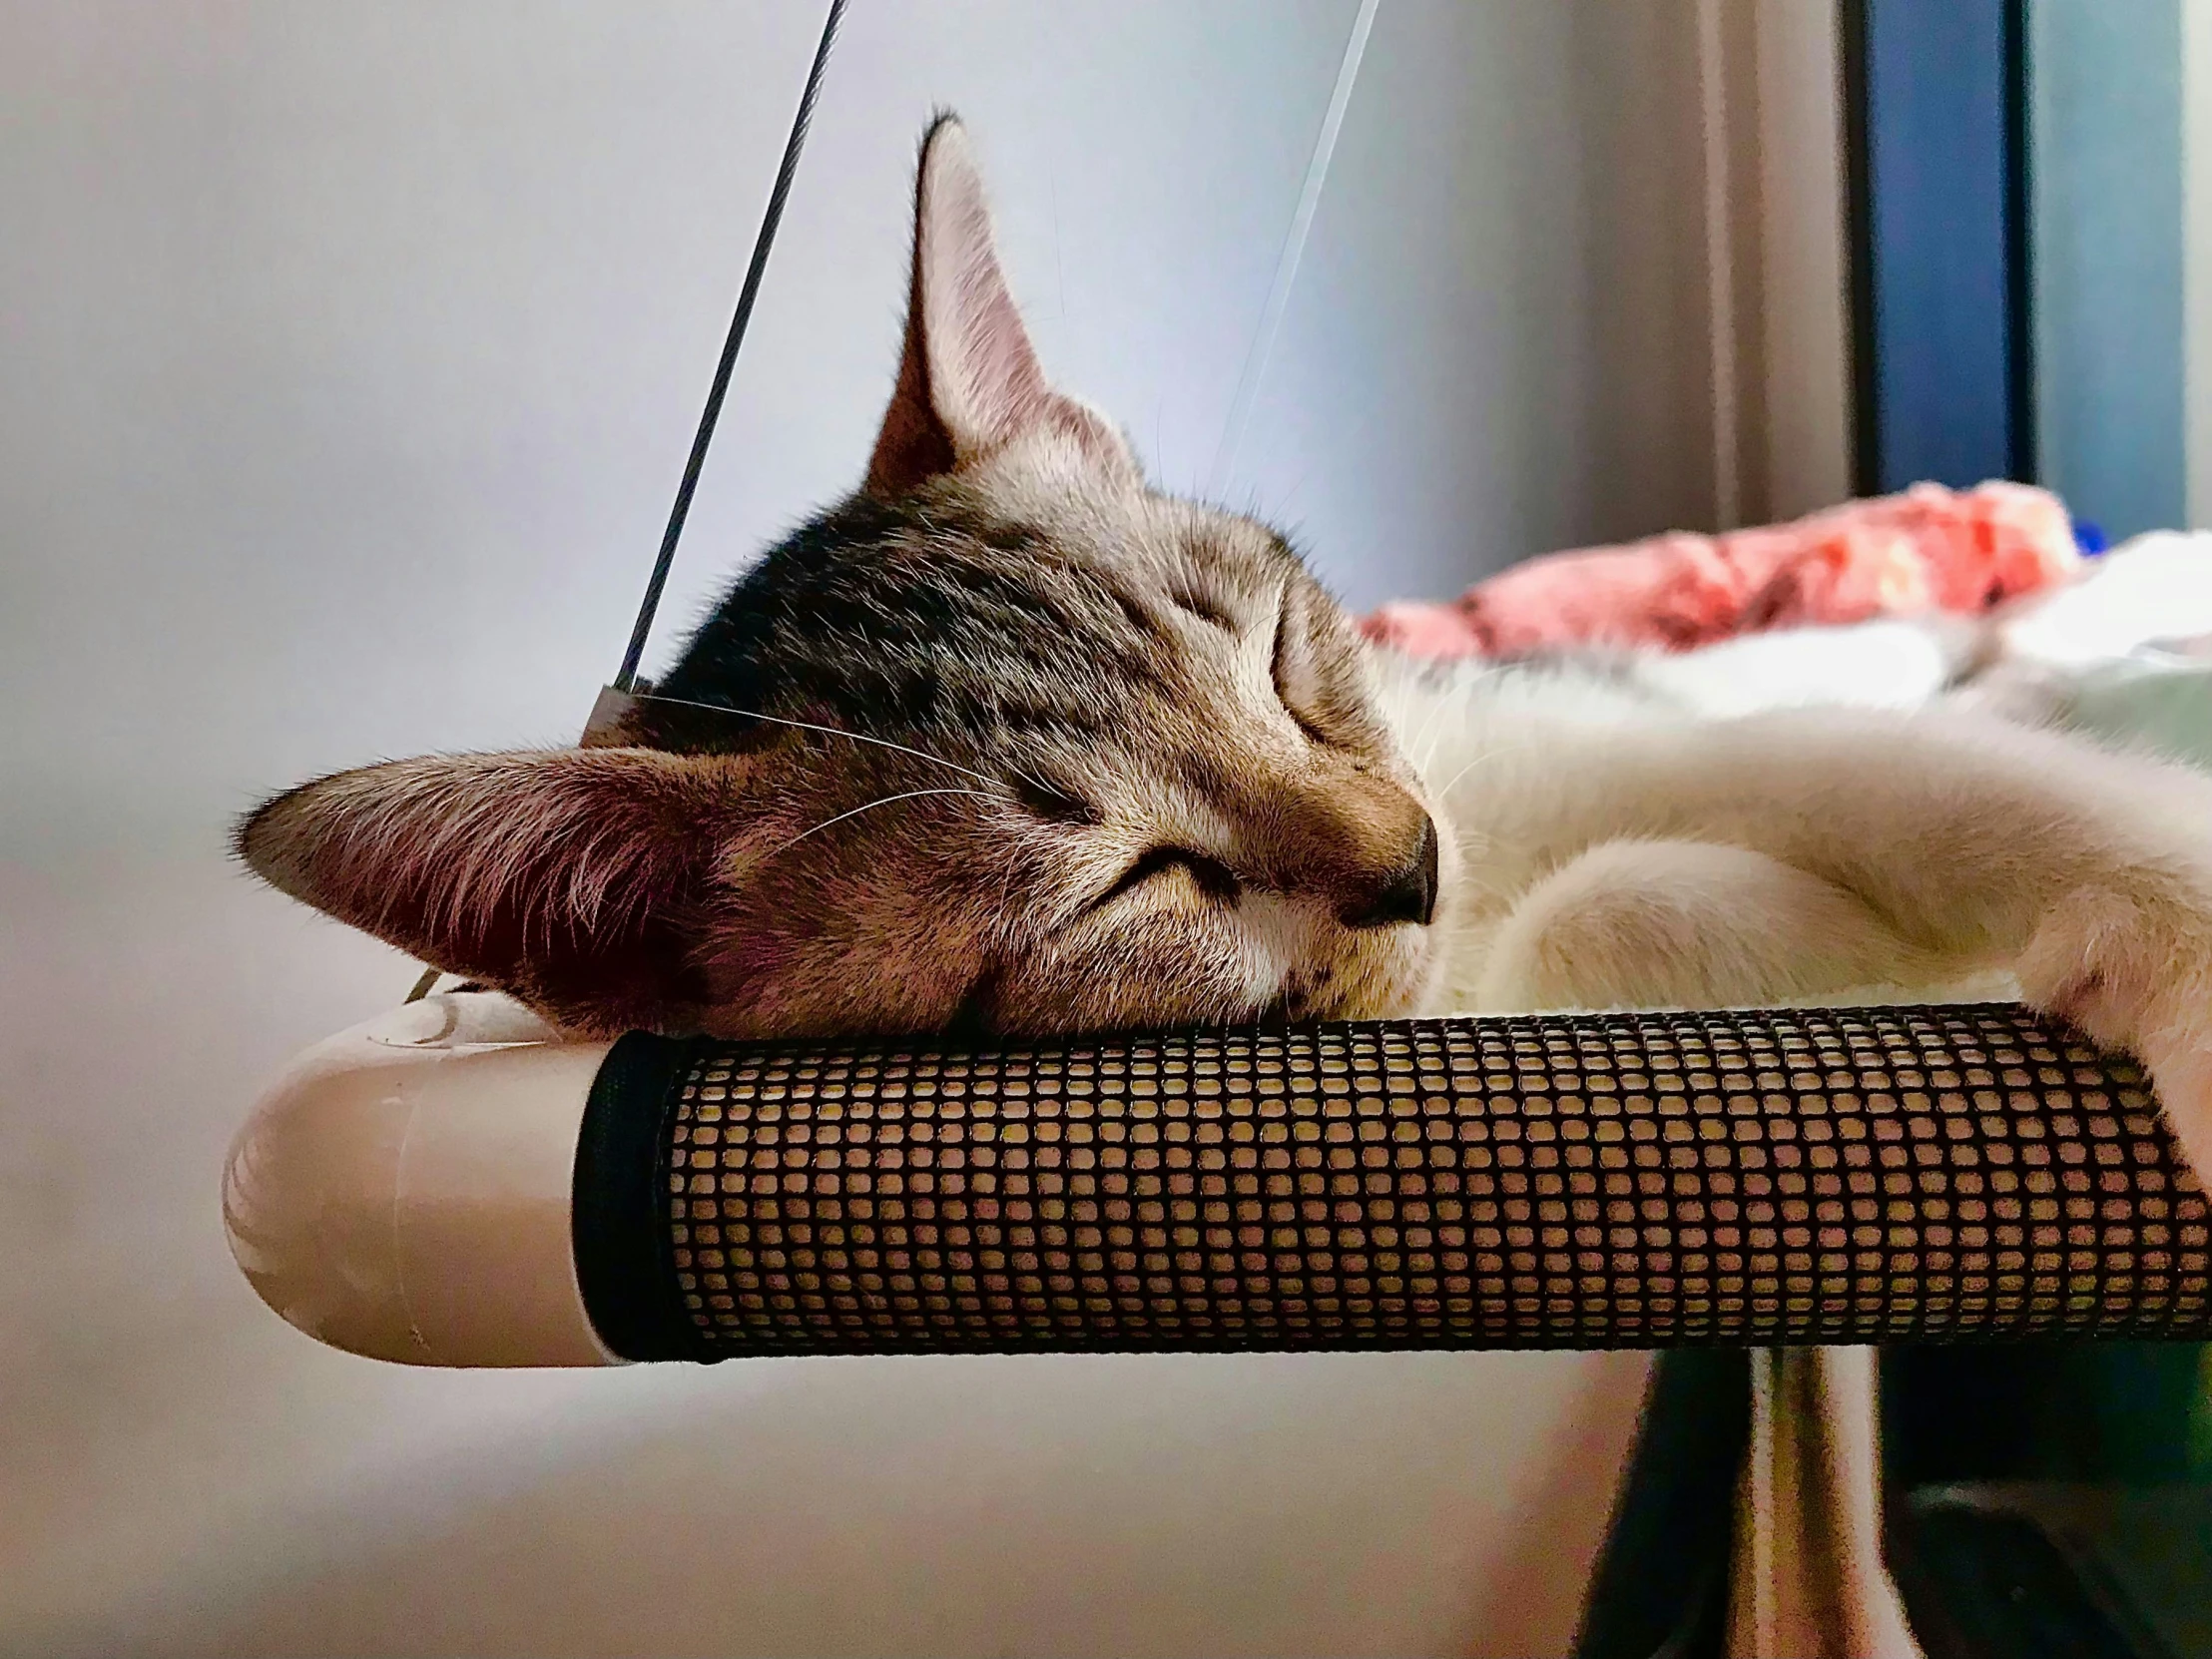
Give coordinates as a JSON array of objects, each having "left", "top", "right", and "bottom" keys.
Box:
[{"left": 595, "top": 1005, "right": 2212, "bottom": 1358}]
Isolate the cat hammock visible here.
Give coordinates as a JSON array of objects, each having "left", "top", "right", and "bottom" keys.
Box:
[
  {"left": 226, "top": 0, "right": 2210, "bottom": 1370},
  {"left": 225, "top": 988, "right": 2209, "bottom": 1367}
]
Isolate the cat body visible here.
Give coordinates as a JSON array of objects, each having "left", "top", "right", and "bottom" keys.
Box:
[
  {"left": 240, "top": 116, "right": 2212, "bottom": 1182},
  {"left": 1380, "top": 648, "right": 2115, "bottom": 1013}
]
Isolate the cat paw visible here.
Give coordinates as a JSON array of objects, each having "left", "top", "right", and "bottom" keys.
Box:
[{"left": 2016, "top": 885, "right": 2212, "bottom": 1183}]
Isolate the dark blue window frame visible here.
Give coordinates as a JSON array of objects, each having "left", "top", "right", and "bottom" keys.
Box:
[{"left": 1844, "top": 0, "right": 2034, "bottom": 494}]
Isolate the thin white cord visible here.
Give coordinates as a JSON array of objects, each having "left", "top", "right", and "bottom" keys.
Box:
[
  {"left": 1207, "top": 0, "right": 1382, "bottom": 500},
  {"left": 1695, "top": 0, "right": 1743, "bottom": 532}
]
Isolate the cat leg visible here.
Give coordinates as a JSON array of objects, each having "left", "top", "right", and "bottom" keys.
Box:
[
  {"left": 1472, "top": 839, "right": 1938, "bottom": 1013},
  {"left": 1544, "top": 709, "right": 2212, "bottom": 1179}
]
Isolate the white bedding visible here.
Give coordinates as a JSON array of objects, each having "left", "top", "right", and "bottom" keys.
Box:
[
  {"left": 1956, "top": 530, "right": 2212, "bottom": 767},
  {"left": 1664, "top": 528, "right": 2212, "bottom": 766}
]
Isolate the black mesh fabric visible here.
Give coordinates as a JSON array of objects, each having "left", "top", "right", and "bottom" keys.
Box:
[{"left": 580, "top": 1004, "right": 2212, "bottom": 1360}]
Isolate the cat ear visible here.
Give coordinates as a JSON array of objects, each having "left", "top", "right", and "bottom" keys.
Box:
[
  {"left": 237, "top": 748, "right": 745, "bottom": 1031},
  {"left": 865, "top": 114, "right": 1134, "bottom": 497}
]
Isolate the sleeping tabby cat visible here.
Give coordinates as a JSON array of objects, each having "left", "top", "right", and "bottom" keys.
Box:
[{"left": 240, "top": 117, "right": 2212, "bottom": 1178}]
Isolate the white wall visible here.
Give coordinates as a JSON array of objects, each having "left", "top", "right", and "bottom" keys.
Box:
[{"left": 1, "top": 3, "right": 1814, "bottom": 1652}]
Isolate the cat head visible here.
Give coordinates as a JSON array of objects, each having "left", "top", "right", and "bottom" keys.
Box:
[{"left": 239, "top": 116, "right": 1454, "bottom": 1038}]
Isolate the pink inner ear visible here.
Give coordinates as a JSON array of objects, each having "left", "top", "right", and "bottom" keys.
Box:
[
  {"left": 923, "top": 163, "right": 1055, "bottom": 451},
  {"left": 864, "top": 117, "right": 1134, "bottom": 498},
  {"left": 239, "top": 749, "right": 732, "bottom": 1033}
]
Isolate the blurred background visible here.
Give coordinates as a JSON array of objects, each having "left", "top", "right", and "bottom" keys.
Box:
[{"left": 9, "top": 0, "right": 2179, "bottom": 1652}]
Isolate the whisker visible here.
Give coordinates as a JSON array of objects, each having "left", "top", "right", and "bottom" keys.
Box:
[
  {"left": 1408, "top": 687, "right": 1452, "bottom": 771},
  {"left": 764, "top": 787, "right": 1007, "bottom": 862},
  {"left": 1430, "top": 746, "right": 1500, "bottom": 803},
  {"left": 628, "top": 691, "right": 1005, "bottom": 790}
]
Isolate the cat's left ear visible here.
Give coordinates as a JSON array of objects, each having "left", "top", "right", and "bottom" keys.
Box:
[{"left": 865, "top": 114, "right": 1135, "bottom": 497}]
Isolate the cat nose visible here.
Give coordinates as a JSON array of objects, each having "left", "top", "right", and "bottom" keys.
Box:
[{"left": 1342, "top": 814, "right": 1439, "bottom": 929}]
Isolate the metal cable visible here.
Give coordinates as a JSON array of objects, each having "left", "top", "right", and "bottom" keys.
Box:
[{"left": 613, "top": 0, "right": 848, "bottom": 692}]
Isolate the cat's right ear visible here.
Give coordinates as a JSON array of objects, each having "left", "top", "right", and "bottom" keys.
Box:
[
  {"left": 864, "top": 114, "right": 1134, "bottom": 497},
  {"left": 235, "top": 748, "right": 750, "bottom": 1032}
]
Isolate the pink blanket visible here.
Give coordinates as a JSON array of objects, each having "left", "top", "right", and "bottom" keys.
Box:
[{"left": 1362, "top": 481, "right": 2079, "bottom": 658}]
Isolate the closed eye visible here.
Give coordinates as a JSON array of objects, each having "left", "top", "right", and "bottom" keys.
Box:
[{"left": 1086, "top": 845, "right": 1242, "bottom": 911}]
